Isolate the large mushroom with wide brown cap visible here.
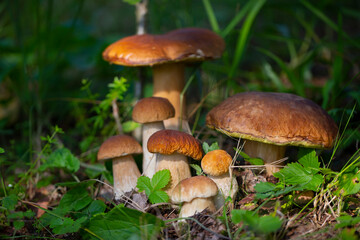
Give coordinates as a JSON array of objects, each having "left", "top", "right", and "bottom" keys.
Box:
[
  {"left": 132, "top": 97, "right": 175, "bottom": 178},
  {"left": 201, "top": 149, "right": 238, "bottom": 209},
  {"left": 97, "top": 135, "right": 142, "bottom": 200},
  {"left": 103, "top": 28, "right": 225, "bottom": 130},
  {"left": 147, "top": 129, "right": 204, "bottom": 193},
  {"left": 171, "top": 176, "right": 218, "bottom": 218},
  {"left": 206, "top": 92, "right": 338, "bottom": 175}
]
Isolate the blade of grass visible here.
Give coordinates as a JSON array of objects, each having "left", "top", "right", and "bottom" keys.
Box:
[
  {"left": 228, "top": 0, "right": 266, "bottom": 79},
  {"left": 221, "top": 1, "right": 254, "bottom": 38},
  {"left": 256, "top": 47, "right": 305, "bottom": 96},
  {"left": 202, "top": 0, "right": 220, "bottom": 33}
]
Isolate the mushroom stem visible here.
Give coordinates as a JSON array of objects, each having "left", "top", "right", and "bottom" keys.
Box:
[
  {"left": 142, "top": 121, "right": 164, "bottom": 177},
  {"left": 243, "top": 140, "right": 286, "bottom": 175},
  {"left": 179, "top": 198, "right": 216, "bottom": 218},
  {"left": 113, "top": 155, "right": 141, "bottom": 200},
  {"left": 156, "top": 153, "right": 191, "bottom": 193},
  {"left": 153, "top": 63, "right": 186, "bottom": 130},
  {"left": 209, "top": 174, "right": 238, "bottom": 209}
]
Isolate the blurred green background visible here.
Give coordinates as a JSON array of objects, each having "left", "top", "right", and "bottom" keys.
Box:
[{"left": 1, "top": 0, "right": 359, "bottom": 178}]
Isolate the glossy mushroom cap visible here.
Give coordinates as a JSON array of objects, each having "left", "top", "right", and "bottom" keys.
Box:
[
  {"left": 206, "top": 92, "right": 338, "bottom": 149},
  {"left": 171, "top": 176, "right": 218, "bottom": 204},
  {"left": 132, "top": 97, "right": 175, "bottom": 123},
  {"left": 201, "top": 150, "right": 232, "bottom": 176},
  {"left": 102, "top": 28, "right": 225, "bottom": 67},
  {"left": 97, "top": 135, "right": 143, "bottom": 161},
  {"left": 147, "top": 129, "right": 204, "bottom": 160}
]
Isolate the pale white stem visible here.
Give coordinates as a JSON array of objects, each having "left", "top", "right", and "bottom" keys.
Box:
[
  {"left": 156, "top": 153, "right": 191, "bottom": 193},
  {"left": 243, "top": 140, "right": 286, "bottom": 175},
  {"left": 179, "top": 197, "right": 216, "bottom": 218},
  {"left": 209, "top": 173, "right": 238, "bottom": 210},
  {"left": 113, "top": 155, "right": 141, "bottom": 200},
  {"left": 142, "top": 121, "right": 164, "bottom": 177}
]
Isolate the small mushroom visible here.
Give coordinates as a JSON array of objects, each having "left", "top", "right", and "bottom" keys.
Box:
[
  {"left": 147, "top": 129, "right": 203, "bottom": 193},
  {"left": 171, "top": 176, "right": 218, "bottom": 218},
  {"left": 206, "top": 92, "right": 338, "bottom": 175},
  {"left": 103, "top": 28, "right": 225, "bottom": 130},
  {"left": 201, "top": 149, "right": 238, "bottom": 209},
  {"left": 97, "top": 135, "right": 142, "bottom": 200},
  {"left": 132, "top": 97, "right": 175, "bottom": 178}
]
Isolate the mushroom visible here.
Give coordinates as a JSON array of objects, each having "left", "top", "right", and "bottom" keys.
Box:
[
  {"left": 97, "top": 135, "right": 142, "bottom": 200},
  {"left": 147, "top": 129, "right": 203, "bottom": 193},
  {"left": 171, "top": 176, "right": 218, "bottom": 218},
  {"left": 132, "top": 97, "right": 175, "bottom": 178},
  {"left": 201, "top": 149, "right": 238, "bottom": 209},
  {"left": 102, "top": 28, "right": 225, "bottom": 130},
  {"left": 206, "top": 92, "right": 338, "bottom": 175}
]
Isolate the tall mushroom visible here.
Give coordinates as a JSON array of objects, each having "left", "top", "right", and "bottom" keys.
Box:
[
  {"left": 147, "top": 129, "right": 203, "bottom": 193},
  {"left": 201, "top": 149, "right": 238, "bottom": 209},
  {"left": 206, "top": 92, "right": 338, "bottom": 175},
  {"left": 97, "top": 135, "right": 142, "bottom": 200},
  {"left": 102, "top": 28, "right": 225, "bottom": 130},
  {"left": 132, "top": 97, "right": 175, "bottom": 178},
  {"left": 171, "top": 176, "right": 218, "bottom": 218}
]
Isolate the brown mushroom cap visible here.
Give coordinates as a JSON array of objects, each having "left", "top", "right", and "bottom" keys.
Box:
[
  {"left": 147, "top": 129, "right": 204, "bottom": 160},
  {"left": 97, "top": 135, "right": 143, "bottom": 161},
  {"left": 171, "top": 176, "right": 218, "bottom": 203},
  {"left": 206, "top": 92, "right": 338, "bottom": 148},
  {"left": 201, "top": 150, "right": 233, "bottom": 176},
  {"left": 102, "top": 28, "right": 225, "bottom": 66},
  {"left": 132, "top": 97, "right": 175, "bottom": 123}
]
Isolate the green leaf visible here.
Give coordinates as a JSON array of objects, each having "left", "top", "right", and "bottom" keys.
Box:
[
  {"left": 148, "top": 190, "right": 169, "bottom": 204},
  {"left": 2, "top": 194, "right": 17, "bottom": 210},
  {"left": 123, "top": 0, "right": 141, "bottom": 5},
  {"left": 190, "top": 164, "right": 204, "bottom": 176},
  {"left": 202, "top": 142, "right": 220, "bottom": 154},
  {"left": 151, "top": 169, "right": 170, "bottom": 191},
  {"left": 255, "top": 182, "right": 304, "bottom": 199},
  {"left": 239, "top": 151, "right": 264, "bottom": 165},
  {"left": 0, "top": 147, "right": 4, "bottom": 153},
  {"left": 298, "top": 149, "right": 319, "bottom": 174},
  {"left": 337, "top": 169, "right": 360, "bottom": 196},
  {"left": 231, "top": 209, "right": 282, "bottom": 234},
  {"left": 336, "top": 215, "right": 360, "bottom": 229},
  {"left": 122, "top": 121, "right": 140, "bottom": 133},
  {"left": 7, "top": 211, "right": 23, "bottom": 219},
  {"left": 13, "top": 220, "right": 24, "bottom": 230},
  {"left": 86, "top": 205, "right": 164, "bottom": 240},
  {"left": 50, "top": 216, "right": 86, "bottom": 235},
  {"left": 137, "top": 176, "right": 153, "bottom": 196},
  {"left": 84, "top": 200, "right": 107, "bottom": 217},
  {"left": 40, "top": 148, "right": 80, "bottom": 173},
  {"left": 58, "top": 187, "right": 93, "bottom": 212}
]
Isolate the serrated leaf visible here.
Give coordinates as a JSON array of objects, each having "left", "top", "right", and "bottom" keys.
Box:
[
  {"left": 23, "top": 209, "right": 35, "bottom": 218},
  {"left": 50, "top": 217, "right": 86, "bottom": 235},
  {"left": 87, "top": 205, "right": 164, "bottom": 240},
  {"left": 148, "top": 190, "right": 169, "bottom": 204},
  {"left": 151, "top": 170, "right": 170, "bottom": 191},
  {"left": 257, "top": 215, "right": 283, "bottom": 233},
  {"left": 203, "top": 142, "right": 220, "bottom": 154},
  {"left": 40, "top": 148, "right": 80, "bottom": 173},
  {"left": 85, "top": 200, "right": 107, "bottom": 217},
  {"left": 58, "top": 187, "right": 92, "bottom": 211},
  {"left": 336, "top": 215, "right": 360, "bottom": 229},
  {"left": 137, "top": 176, "right": 153, "bottom": 196},
  {"left": 190, "top": 164, "right": 203, "bottom": 176},
  {"left": 298, "top": 149, "right": 319, "bottom": 174},
  {"left": 254, "top": 182, "right": 277, "bottom": 193},
  {"left": 2, "top": 194, "right": 17, "bottom": 210}
]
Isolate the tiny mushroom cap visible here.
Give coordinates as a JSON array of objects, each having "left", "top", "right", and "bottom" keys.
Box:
[
  {"left": 132, "top": 97, "right": 175, "bottom": 178},
  {"left": 201, "top": 150, "right": 238, "bottom": 209},
  {"left": 103, "top": 27, "right": 225, "bottom": 130},
  {"left": 97, "top": 135, "right": 142, "bottom": 200},
  {"left": 201, "top": 150, "right": 233, "bottom": 176},
  {"left": 132, "top": 97, "right": 175, "bottom": 123},
  {"left": 171, "top": 176, "right": 218, "bottom": 218},
  {"left": 147, "top": 129, "right": 204, "bottom": 192},
  {"left": 97, "top": 135, "right": 143, "bottom": 161},
  {"left": 206, "top": 92, "right": 338, "bottom": 175}
]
